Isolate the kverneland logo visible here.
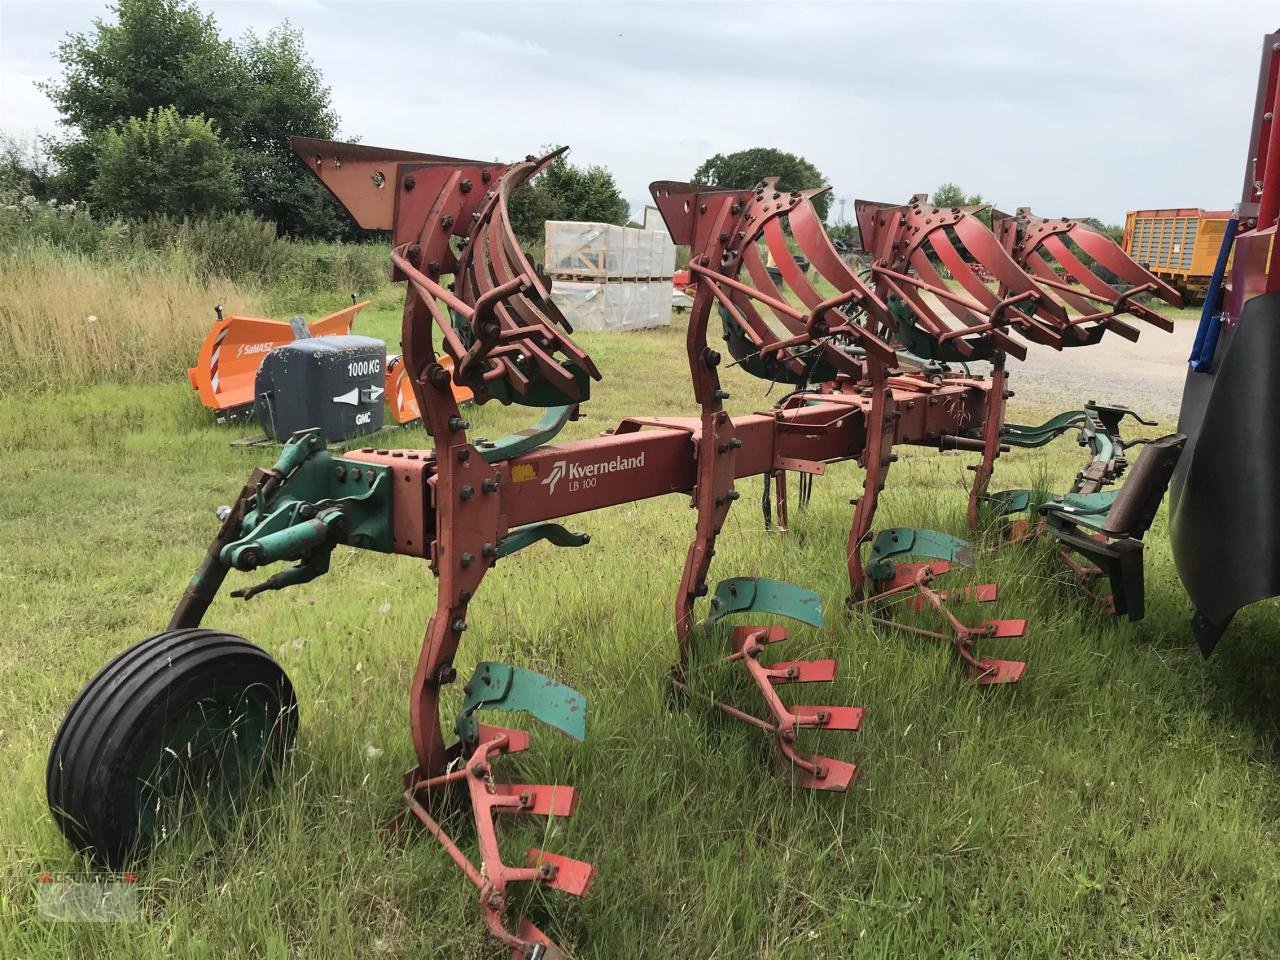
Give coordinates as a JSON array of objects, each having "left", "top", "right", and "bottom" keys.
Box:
[{"left": 542, "top": 452, "right": 645, "bottom": 495}]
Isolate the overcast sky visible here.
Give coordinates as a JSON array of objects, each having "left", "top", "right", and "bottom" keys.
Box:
[{"left": 1, "top": 1, "right": 1275, "bottom": 225}]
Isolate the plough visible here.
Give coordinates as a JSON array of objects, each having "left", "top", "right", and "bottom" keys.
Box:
[{"left": 48, "top": 134, "right": 1187, "bottom": 958}]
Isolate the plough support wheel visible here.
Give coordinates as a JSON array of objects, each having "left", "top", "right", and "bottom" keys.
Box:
[{"left": 47, "top": 628, "right": 297, "bottom": 868}]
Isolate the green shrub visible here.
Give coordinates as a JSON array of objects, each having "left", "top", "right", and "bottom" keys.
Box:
[
  {"left": 91, "top": 108, "right": 241, "bottom": 219},
  {"left": 276, "top": 242, "right": 386, "bottom": 296},
  {"left": 0, "top": 194, "right": 117, "bottom": 256},
  {"left": 0, "top": 195, "right": 391, "bottom": 302},
  {"left": 127, "top": 211, "right": 286, "bottom": 282}
]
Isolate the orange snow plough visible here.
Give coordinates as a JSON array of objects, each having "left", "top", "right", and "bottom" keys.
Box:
[
  {"left": 188, "top": 299, "right": 472, "bottom": 423},
  {"left": 188, "top": 301, "right": 369, "bottom": 416}
]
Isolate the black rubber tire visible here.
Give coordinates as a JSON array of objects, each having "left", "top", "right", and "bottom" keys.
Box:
[{"left": 47, "top": 628, "right": 297, "bottom": 868}]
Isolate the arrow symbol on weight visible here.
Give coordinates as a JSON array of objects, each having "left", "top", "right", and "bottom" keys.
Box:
[{"left": 332, "top": 388, "right": 359, "bottom": 406}]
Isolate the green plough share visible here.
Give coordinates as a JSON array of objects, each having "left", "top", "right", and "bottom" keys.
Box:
[
  {"left": 1040, "top": 489, "right": 1120, "bottom": 532},
  {"left": 982, "top": 489, "right": 1033, "bottom": 518},
  {"left": 456, "top": 661, "right": 587, "bottom": 744},
  {"left": 703, "top": 577, "right": 826, "bottom": 632},
  {"left": 866, "top": 527, "right": 973, "bottom": 582}
]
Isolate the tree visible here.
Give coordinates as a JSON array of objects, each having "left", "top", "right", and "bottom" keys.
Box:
[
  {"left": 41, "top": 0, "right": 239, "bottom": 201},
  {"left": 539, "top": 155, "right": 630, "bottom": 224},
  {"left": 40, "top": 0, "right": 349, "bottom": 235},
  {"left": 0, "top": 135, "right": 57, "bottom": 200},
  {"left": 930, "top": 182, "right": 990, "bottom": 228},
  {"left": 508, "top": 181, "right": 558, "bottom": 243},
  {"left": 693, "top": 148, "right": 831, "bottom": 222},
  {"left": 508, "top": 152, "right": 630, "bottom": 242},
  {"left": 1080, "top": 216, "right": 1124, "bottom": 245},
  {"left": 233, "top": 24, "right": 345, "bottom": 238},
  {"left": 930, "top": 182, "right": 983, "bottom": 209},
  {"left": 90, "top": 107, "right": 240, "bottom": 218}
]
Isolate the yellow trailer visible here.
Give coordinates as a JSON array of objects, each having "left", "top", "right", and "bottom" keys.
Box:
[{"left": 1123, "top": 207, "right": 1233, "bottom": 301}]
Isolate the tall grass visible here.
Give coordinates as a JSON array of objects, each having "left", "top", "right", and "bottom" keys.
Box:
[
  {"left": 0, "top": 245, "right": 264, "bottom": 391},
  {"left": 124, "top": 213, "right": 390, "bottom": 310},
  {"left": 0, "top": 196, "right": 391, "bottom": 392},
  {"left": 3, "top": 324, "right": 1279, "bottom": 959}
]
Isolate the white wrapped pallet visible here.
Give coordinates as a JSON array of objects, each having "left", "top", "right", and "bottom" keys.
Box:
[
  {"left": 641, "top": 207, "right": 678, "bottom": 279},
  {"left": 656, "top": 231, "right": 676, "bottom": 279},
  {"left": 635, "top": 231, "right": 654, "bottom": 279},
  {"left": 606, "top": 225, "right": 638, "bottom": 278},
  {"left": 617, "top": 281, "right": 673, "bottom": 330},
  {"left": 544, "top": 222, "right": 610, "bottom": 279},
  {"left": 649, "top": 279, "right": 674, "bottom": 326},
  {"left": 545, "top": 221, "right": 677, "bottom": 281},
  {"left": 550, "top": 279, "right": 672, "bottom": 332},
  {"left": 549, "top": 279, "right": 607, "bottom": 331},
  {"left": 602, "top": 282, "right": 636, "bottom": 329}
]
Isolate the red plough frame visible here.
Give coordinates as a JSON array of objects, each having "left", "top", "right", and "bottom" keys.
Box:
[{"left": 231, "top": 137, "right": 1179, "bottom": 957}]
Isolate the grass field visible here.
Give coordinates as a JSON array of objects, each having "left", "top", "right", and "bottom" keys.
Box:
[{"left": 3, "top": 298, "right": 1279, "bottom": 959}]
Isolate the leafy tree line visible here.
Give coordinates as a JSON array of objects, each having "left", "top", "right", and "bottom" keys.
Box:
[
  {"left": 693, "top": 147, "right": 833, "bottom": 223},
  {"left": 3, "top": 0, "right": 635, "bottom": 242},
  {"left": 37, "top": 0, "right": 349, "bottom": 236}
]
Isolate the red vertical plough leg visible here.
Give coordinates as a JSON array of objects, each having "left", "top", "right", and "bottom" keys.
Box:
[
  {"left": 649, "top": 179, "right": 876, "bottom": 784},
  {"left": 296, "top": 142, "right": 601, "bottom": 958},
  {"left": 847, "top": 361, "right": 898, "bottom": 598},
  {"left": 967, "top": 354, "right": 1008, "bottom": 531}
]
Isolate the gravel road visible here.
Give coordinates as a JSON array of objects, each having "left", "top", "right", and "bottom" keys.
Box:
[{"left": 994, "top": 321, "right": 1196, "bottom": 418}]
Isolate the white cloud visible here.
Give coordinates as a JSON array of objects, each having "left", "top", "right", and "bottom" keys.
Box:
[{"left": 458, "top": 28, "right": 549, "bottom": 58}]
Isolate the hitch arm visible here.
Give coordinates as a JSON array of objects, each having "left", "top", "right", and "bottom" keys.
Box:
[
  {"left": 231, "top": 548, "right": 333, "bottom": 601},
  {"left": 170, "top": 430, "right": 395, "bottom": 626}
]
